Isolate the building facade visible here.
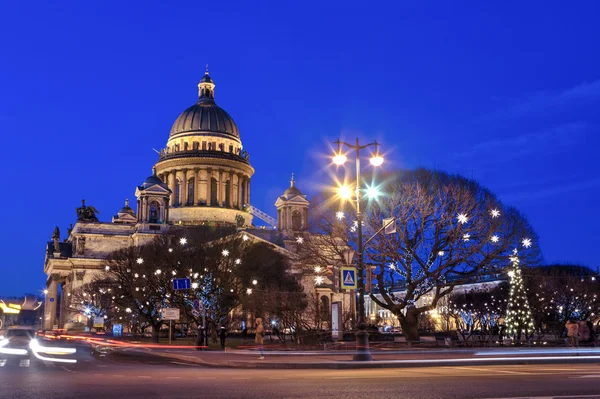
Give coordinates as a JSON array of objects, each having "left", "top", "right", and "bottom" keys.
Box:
[{"left": 43, "top": 71, "right": 346, "bottom": 330}]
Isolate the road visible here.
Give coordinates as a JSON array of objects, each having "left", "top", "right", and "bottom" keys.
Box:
[{"left": 2, "top": 344, "right": 600, "bottom": 398}]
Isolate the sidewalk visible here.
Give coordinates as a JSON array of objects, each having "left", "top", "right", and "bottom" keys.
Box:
[{"left": 109, "top": 345, "right": 600, "bottom": 369}]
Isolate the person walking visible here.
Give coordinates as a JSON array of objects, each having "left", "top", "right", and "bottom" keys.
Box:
[
  {"left": 195, "top": 325, "right": 205, "bottom": 351},
  {"left": 566, "top": 319, "right": 579, "bottom": 348},
  {"left": 218, "top": 325, "right": 227, "bottom": 349},
  {"left": 255, "top": 318, "right": 265, "bottom": 360}
]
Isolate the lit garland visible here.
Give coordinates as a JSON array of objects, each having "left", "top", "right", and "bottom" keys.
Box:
[{"left": 505, "top": 250, "right": 535, "bottom": 338}]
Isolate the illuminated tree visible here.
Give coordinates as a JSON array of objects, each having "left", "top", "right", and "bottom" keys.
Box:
[
  {"left": 306, "top": 168, "right": 538, "bottom": 341},
  {"left": 526, "top": 264, "right": 600, "bottom": 335},
  {"left": 505, "top": 251, "right": 535, "bottom": 341}
]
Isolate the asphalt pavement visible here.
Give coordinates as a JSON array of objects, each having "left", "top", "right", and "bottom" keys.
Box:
[{"left": 2, "top": 340, "right": 600, "bottom": 398}]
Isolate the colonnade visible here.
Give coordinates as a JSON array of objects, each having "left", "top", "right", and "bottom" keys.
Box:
[{"left": 158, "top": 168, "right": 250, "bottom": 208}]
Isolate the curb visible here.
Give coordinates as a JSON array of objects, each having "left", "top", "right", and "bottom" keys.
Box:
[{"left": 112, "top": 349, "right": 600, "bottom": 370}]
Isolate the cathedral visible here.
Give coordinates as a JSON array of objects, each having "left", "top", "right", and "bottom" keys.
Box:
[{"left": 43, "top": 70, "right": 347, "bottom": 330}]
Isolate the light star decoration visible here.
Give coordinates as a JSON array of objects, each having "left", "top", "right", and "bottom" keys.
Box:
[
  {"left": 222, "top": 249, "right": 230, "bottom": 257},
  {"left": 490, "top": 209, "right": 501, "bottom": 218},
  {"left": 463, "top": 233, "right": 471, "bottom": 242},
  {"left": 522, "top": 238, "right": 532, "bottom": 248},
  {"left": 491, "top": 235, "right": 499, "bottom": 243},
  {"left": 315, "top": 276, "right": 325, "bottom": 285},
  {"left": 179, "top": 237, "right": 187, "bottom": 245},
  {"left": 336, "top": 211, "right": 345, "bottom": 220},
  {"left": 296, "top": 236, "right": 304, "bottom": 244},
  {"left": 457, "top": 213, "right": 469, "bottom": 224},
  {"left": 136, "top": 257, "right": 144, "bottom": 264}
]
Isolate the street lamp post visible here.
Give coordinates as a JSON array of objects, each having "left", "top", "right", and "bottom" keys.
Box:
[{"left": 332, "top": 138, "right": 384, "bottom": 361}]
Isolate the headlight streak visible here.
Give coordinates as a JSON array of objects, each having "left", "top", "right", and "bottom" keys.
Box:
[
  {"left": 29, "top": 339, "right": 77, "bottom": 363},
  {"left": 0, "top": 338, "right": 27, "bottom": 355}
]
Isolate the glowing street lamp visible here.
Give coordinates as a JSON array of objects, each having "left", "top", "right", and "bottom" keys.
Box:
[
  {"left": 337, "top": 184, "right": 353, "bottom": 200},
  {"left": 330, "top": 138, "right": 384, "bottom": 361},
  {"left": 365, "top": 185, "right": 380, "bottom": 199}
]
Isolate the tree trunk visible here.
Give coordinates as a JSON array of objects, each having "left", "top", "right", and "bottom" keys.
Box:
[{"left": 398, "top": 307, "right": 420, "bottom": 342}]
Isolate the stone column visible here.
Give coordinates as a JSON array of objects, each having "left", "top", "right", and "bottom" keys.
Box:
[
  {"left": 218, "top": 169, "right": 223, "bottom": 206},
  {"left": 44, "top": 277, "right": 59, "bottom": 330},
  {"left": 143, "top": 197, "right": 149, "bottom": 222},
  {"left": 246, "top": 178, "right": 251, "bottom": 205},
  {"left": 137, "top": 199, "right": 142, "bottom": 223},
  {"left": 207, "top": 168, "right": 212, "bottom": 206},
  {"left": 229, "top": 171, "right": 234, "bottom": 208},
  {"left": 182, "top": 169, "right": 188, "bottom": 206},
  {"left": 59, "top": 282, "right": 66, "bottom": 328},
  {"left": 170, "top": 171, "right": 177, "bottom": 206},
  {"left": 195, "top": 168, "right": 200, "bottom": 206},
  {"left": 164, "top": 198, "right": 169, "bottom": 223}
]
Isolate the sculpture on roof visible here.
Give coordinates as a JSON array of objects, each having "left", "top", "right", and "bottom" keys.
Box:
[
  {"left": 76, "top": 199, "right": 100, "bottom": 222},
  {"left": 52, "top": 226, "right": 60, "bottom": 253}
]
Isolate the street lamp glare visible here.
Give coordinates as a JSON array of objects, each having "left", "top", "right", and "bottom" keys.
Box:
[
  {"left": 369, "top": 153, "right": 384, "bottom": 166},
  {"left": 43, "top": 289, "right": 48, "bottom": 295},
  {"left": 338, "top": 185, "right": 352, "bottom": 200},
  {"left": 333, "top": 153, "right": 347, "bottom": 165},
  {"left": 366, "top": 185, "right": 380, "bottom": 199}
]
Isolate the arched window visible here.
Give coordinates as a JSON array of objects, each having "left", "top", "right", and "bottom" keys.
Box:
[
  {"left": 193, "top": 141, "right": 199, "bottom": 150},
  {"left": 184, "top": 142, "right": 189, "bottom": 151},
  {"left": 149, "top": 201, "right": 159, "bottom": 223},
  {"left": 187, "top": 178, "right": 195, "bottom": 205},
  {"left": 211, "top": 177, "right": 218, "bottom": 206},
  {"left": 292, "top": 210, "right": 303, "bottom": 230},
  {"left": 225, "top": 179, "right": 231, "bottom": 207},
  {"left": 175, "top": 179, "right": 182, "bottom": 206}
]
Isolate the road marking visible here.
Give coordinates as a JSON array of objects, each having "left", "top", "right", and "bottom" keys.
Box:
[
  {"left": 0, "top": 359, "right": 6, "bottom": 367},
  {"left": 19, "top": 359, "right": 30, "bottom": 368},
  {"left": 449, "top": 366, "right": 533, "bottom": 375},
  {"left": 166, "top": 376, "right": 182, "bottom": 379}
]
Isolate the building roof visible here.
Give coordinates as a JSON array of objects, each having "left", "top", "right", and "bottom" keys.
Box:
[
  {"left": 169, "top": 72, "right": 240, "bottom": 139},
  {"left": 138, "top": 168, "right": 169, "bottom": 191},
  {"left": 282, "top": 174, "right": 304, "bottom": 197}
]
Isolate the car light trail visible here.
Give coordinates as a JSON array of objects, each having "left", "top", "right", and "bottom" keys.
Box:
[
  {"left": 0, "top": 339, "right": 27, "bottom": 355},
  {"left": 29, "top": 339, "right": 77, "bottom": 363}
]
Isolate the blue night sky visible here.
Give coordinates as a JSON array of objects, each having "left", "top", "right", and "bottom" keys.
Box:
[{"left": 1, "top": 1, "right": 598, "bottom": 296}]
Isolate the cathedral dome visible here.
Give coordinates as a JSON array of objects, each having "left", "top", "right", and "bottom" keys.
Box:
[
  {"left": 283, "top": 174, "right": 303, "bottom": 197},
  {"left": 169, "top": 102, "right": 239, "bottom": 138},
  {"left": 169, "top": 68, "right": 239, "bottom": 139}
]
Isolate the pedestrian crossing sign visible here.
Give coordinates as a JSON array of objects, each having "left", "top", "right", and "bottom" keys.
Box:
[{"left": 340, "top": 267, "right": 358, "bottom": 290}]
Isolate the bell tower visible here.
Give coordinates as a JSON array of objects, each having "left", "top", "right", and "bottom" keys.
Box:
[
  {"left": 135, "top": 168, "right": 172, "bottom": 228},
  {"left": 275, "top": 174, "right": 310, "bottom": 239}
]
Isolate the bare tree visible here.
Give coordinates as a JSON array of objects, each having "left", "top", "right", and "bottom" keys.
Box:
[
  {"left": 307, "top": 168, "right": 538, "bottom": 341},
  {"left": 525, "top": 264, "right": 600, "bottom": 335}
]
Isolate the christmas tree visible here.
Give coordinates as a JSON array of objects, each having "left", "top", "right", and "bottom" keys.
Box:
[{"left": 505, "top": 249, "right": 535, "bottom": 341}]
